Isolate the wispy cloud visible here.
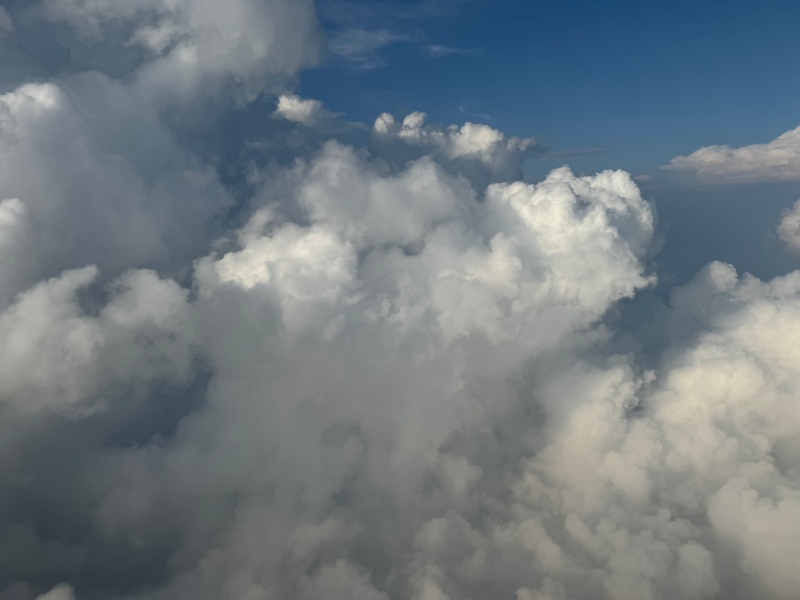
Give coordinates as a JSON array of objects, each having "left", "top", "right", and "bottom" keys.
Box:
[
  {"left": 458, "top": 103, "right": 493, "bottom": 121},
  {"left": 320, "top": 0, "right": 476, "bottom": 69},
  {"left": 328, "top": 28, "right": 414, "bottom": 68},
  {"left": 426, "top": 44, "right": 478, "bottom": 58},
  {"left": 0, "top": 6, "right": 13, "bottom": 36},
  {"left": 320, "top": 0, "right": 470, "bottom": 26}
]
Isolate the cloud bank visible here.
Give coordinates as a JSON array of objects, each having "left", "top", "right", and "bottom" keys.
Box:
[
  {"left": 1, "top": 2, "right": 799, "bottom": 600},
  {"left": 664, "top": 125, "right": 800, "bottom": 183}
]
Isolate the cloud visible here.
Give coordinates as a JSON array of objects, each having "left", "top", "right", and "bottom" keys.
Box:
[
  {"left": 425, "top": 45, "right": 476, "bottom": 58},
  {"left": 458, "top": 104, "right": 493, "bottom": 121},
  {"left": 371, "top": 111, "right": 543, "bottom": 186},
  {"left": 0, "top": 266, "right": 194, "bottom": 421},
  {"left": 0, "top": 78, "right": 233, "bottom": 292},
  {"left": 328, "top": 28, "right": 412, "bottom": 68},
  {"left": 320, "top": 0, "right": 473, "bottom": 68},
  {"left": 777, "top": 199, "right": 800, "bottom": 253},
  {"left": 275, "top": 94, "right": 335, "bottom": 125},
  {"left": 320, "top": 0, "right": 468, "bottom": 25},
  {"left": 0, "top": 7, "right": 13, "bottom": 37},
  {"left": 38, "top": 0, "right": 322, "bottom": 104},
  {"left": 663, "top": 125, "right": 800, "bottom": 183},
  {"left": 2, "top": 3, "right": 800, "bottom": 600},
  {"left": 34, "top": 585, "right": 74, "bottom": 600},
  {"left": 88, "top": 148, "right": 654, "bottom": 600},
  {"left": 272, "top": 94, "right": 360, "bottom": 135}
]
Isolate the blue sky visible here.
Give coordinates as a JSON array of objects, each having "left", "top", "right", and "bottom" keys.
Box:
[{"left": 302, "top": 0, "right": 800, "bottom": 178}]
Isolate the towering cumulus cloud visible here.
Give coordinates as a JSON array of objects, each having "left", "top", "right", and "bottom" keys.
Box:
[{"left": 0, "top": 2, "right": 799, "bottom": 600}]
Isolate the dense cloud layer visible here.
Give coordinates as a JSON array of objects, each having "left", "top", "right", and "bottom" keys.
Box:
[{"left": 2, "top": 2, "right": 800, "bottom": 600}]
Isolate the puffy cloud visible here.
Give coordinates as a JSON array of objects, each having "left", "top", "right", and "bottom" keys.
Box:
[
  {"left": 0, "top": 78, "right": 232, "bottom": 294},
  {"left": 272, "top": 94, "right": 358, "bottom": 136},
  {"left": 0, "top": 266, "right": 195, "bottom": 420},
  {"left": 371, "top": 111, "right": 542, "bottom": 186},
  {"left": 509, "top": 262, "right": 800, "bottom": 599},
  {"left": 663, "top": 125, "right": 800, "bottom": 183},
  {"left": 298, "top": 561, "right": 389, "bottom": 600},
  {"left": 777, "top": 199, "right": 800, "bottom": 253},
  {"left": 0, "top": 0, "right": 322, "bottom": 299},
  {"left": 275, "top": 94, "right": 334, "bottom": 125},
  {"left": 77, "top": 145, "right": 655, "bottom": 599},
  {"left": 38, "top": 0, "right": 322, "bottom": 104}
]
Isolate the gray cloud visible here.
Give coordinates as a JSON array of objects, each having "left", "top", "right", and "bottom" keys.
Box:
[
  {"left": 0, "top": 7, "right": 13, "bottom": 36},
  {"left": 777, "top": 199, "right": 800, "bottom": 254},
  {"left": 34, "top": 585, "right": 74, "bottom": 600}
]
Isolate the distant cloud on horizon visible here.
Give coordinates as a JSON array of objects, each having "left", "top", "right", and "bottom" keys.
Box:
[{"left": 663, "top": 124, "right": 800, "bottom": 183}]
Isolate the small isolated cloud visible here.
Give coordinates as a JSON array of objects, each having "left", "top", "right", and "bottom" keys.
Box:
[
  {"left": 272, "top": 94, "right": 362, "bottom": 141},
  {"left": 778, "top": 199, "right": 800, "bottom": 253},
  {"left": 273, "top": 94, "right": 344, "bottom": 127},
  {"left": 663, "top": 124, "right": 800, "bottom": 183},
  {"left": 275, "top": 94, "right": 330, "bottom": 125},
  {"left": 425, "top": 44, "right": 476, "bottom": 58}
]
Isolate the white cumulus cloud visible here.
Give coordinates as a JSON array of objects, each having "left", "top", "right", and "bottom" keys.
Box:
[
  {"left": 663, "top": 125, "right": 800, "bottom": 183},
  {"left": 372, "top": 111, "right": 542, "bottom": 186}
]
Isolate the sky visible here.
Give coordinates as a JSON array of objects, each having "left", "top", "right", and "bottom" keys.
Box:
[
  {"left": 1, "top": 1, "right": 800, "bottom": 600},
  {"left": 306, "top": 0, "right": 800, "bottom": 176},
  {"left": 306, "top": 0, "right": 800, "bottom": 280}
]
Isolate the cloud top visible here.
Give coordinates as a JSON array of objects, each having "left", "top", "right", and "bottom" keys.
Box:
[
  {"left": 372, "top": 112, "right": 542, "bottom": 185},
  {"left": 663, "top": 125, "right": 800, "bottom": 183}
]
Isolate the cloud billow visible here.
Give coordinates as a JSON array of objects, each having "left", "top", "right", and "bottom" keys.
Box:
[
  {"left": 1, "top": 2, "right": 799, "bottom": 600},
  {"left": 663, "top": 125, "right": 800, "bottom": 183}
]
